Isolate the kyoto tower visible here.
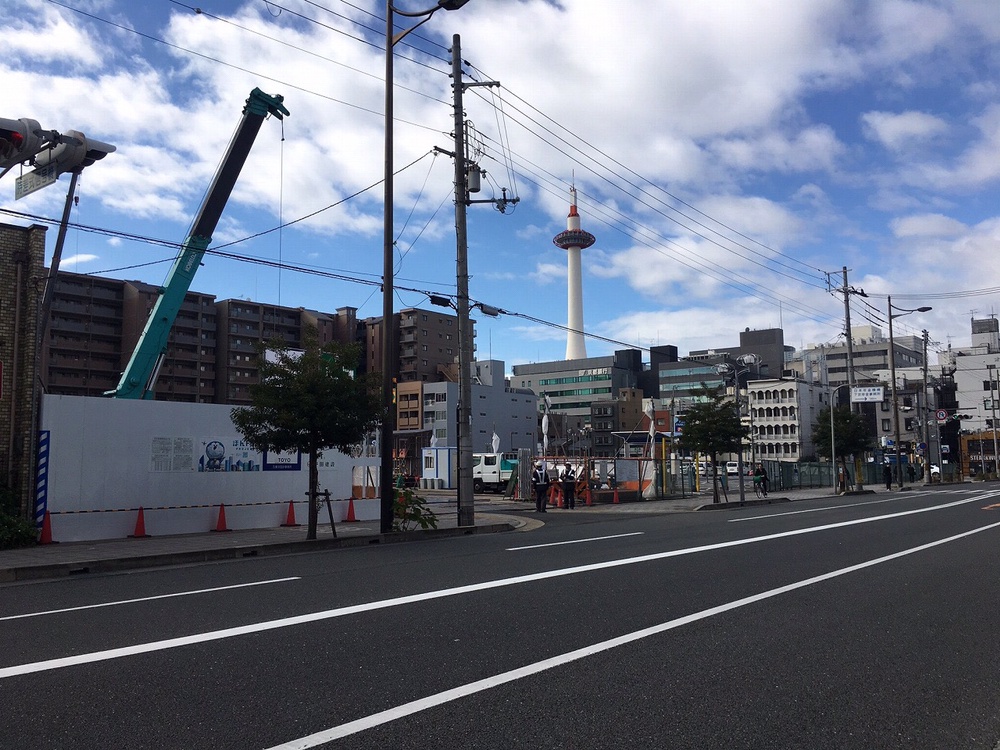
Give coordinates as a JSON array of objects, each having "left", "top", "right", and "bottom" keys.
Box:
[{"left": 553, "top": 185, "right": 596, "bottom": 360}]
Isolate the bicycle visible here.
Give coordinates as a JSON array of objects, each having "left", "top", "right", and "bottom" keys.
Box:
[{"left": 753, "top": 478, "right": 767, "bottom": 499}]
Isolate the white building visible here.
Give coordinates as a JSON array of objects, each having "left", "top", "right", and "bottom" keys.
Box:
[{"left": 747, "top": 378, "right": 826, "bottom": 461}]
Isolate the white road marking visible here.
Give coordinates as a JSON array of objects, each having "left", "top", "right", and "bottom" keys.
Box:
[
  {"left": 0, "top": 577, "right": 301, "bottom": 622},
  {"left": 730, "top": 497, "right": 899, "bottom": 522},
  {"left": 507, "top": 532, "right": 644, "bottom": 551},
  {"left": 1, "top": 492, "right": 993, "bottom": 681},
  {"left": 264, "top": 519, "right": 1000, "bottom": 748},
  {"left": 731, "top": 489, "right": 1000, "bottom": 523}
]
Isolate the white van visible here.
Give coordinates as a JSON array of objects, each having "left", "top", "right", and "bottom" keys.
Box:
[{"left": 726, "top": 461, "right": 739, "bottom": 476}]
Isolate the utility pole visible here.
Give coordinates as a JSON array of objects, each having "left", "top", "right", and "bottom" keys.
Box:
[
  {"left": 922, "top": 329, "right": 930, "bottom": 479},
  {"left": 827, "top": 267, "right": 867, "bottom": 490},
  {"left": 445, "top": 35, "right": 517, "bottom": 526}
]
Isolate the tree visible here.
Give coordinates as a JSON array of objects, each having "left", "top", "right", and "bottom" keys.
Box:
[
  {"left": 812, "top": 405, "right": 873, "bottom": 490},
  {"left": 231, "top": 328, "right": 382, "bottom": 540},
  {"left": 678, "top": 384, "right": 749, "bottom": 503}
]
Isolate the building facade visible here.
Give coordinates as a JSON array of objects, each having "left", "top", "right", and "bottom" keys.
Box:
[
  {"left": 511, "top": 349, "right": 643, "bottom": 432},
  {"left": 0, "top": 223, "right": 45, "bottom": 515},
  {"left": 394, "top": 359, "right": 536, "bottom": 478},
  {"left": 747, "top": 378, "right": 824, "bottom": 462}
]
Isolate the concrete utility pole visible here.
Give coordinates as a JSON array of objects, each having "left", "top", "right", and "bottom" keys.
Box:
[
  {"left": 831, "top": 266, "right": 867, "bottom": 490},
  {"left": 922, "top": 329, "right": 930, "bottom": 476},
  {"left": 445, "top": 35, "right": 516, "bottom": 526}
]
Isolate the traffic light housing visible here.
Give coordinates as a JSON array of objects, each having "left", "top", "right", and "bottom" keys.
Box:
[
  {"left": 0, "top": 117, "right": 42, "bottom": 170},
  {"left": 34, "top": 130, "right": 115, "bottom": 176}
]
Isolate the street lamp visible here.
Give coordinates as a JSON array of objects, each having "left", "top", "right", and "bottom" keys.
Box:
[
  {"left": 716, "top": 353, "right": 759, "bottom": 504},
  {"left": 381, "top": 0, "right": 471, "bottom": 534},
  {"left": 887, "top": 296, "right": 931, "bottom": 490}
]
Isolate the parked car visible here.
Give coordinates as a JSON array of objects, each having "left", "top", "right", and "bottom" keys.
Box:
[{"left": 726, "top": 461, "right": 739, "bottom": 476}]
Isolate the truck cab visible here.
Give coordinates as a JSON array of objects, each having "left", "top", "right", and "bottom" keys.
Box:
[{"left": 472, "top": 452, "right": 519, "bottom": 493}]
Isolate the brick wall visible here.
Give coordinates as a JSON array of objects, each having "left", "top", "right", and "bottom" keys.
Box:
[{"left": 0, "top": 222, "right": 45, "bottom": 518}]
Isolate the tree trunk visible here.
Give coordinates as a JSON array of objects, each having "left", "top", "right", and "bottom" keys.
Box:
[{"left": 307, "top": 445, "right": 319, "bottom": 540}]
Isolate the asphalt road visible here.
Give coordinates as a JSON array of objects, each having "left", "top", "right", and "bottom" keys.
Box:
[{"left": 3, "top": 486, "right": 1000, "bottom": 749}]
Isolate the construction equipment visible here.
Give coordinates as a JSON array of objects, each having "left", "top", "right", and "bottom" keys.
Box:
[{"left": 108, "top": 88, "right": 289, "bottom": 399}]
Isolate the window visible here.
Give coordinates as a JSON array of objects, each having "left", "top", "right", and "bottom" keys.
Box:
[{"left": 881, "top": 419, "right": 891, "bottom": 431}]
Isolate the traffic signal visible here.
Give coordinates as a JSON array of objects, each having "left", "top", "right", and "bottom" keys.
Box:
[
  {"left": 0, "top": 117, "right": 42, "bottom": 169},
  {"left": 34, "top": 130, "right": 115, "bottom": 176}
]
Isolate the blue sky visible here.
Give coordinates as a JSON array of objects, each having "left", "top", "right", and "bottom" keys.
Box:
[{"left": 3, "top": 0, "right": 999, "bottom": 371}]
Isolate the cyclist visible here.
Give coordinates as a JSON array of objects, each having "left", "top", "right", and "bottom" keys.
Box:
[{"left": 752, "top": 463, "right": 769, "bottom": 498}]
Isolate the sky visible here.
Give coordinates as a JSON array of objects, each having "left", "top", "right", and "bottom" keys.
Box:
[{"left": 3, "top": 0, "right": 999, "bottom": 373}]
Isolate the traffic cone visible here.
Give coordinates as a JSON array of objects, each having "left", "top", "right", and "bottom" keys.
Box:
[
  {"left": 211, "top": 503, "right": 231, "bottom": 532},
  {"left": 280, "top": 499, "right": 299, "bottom": 527},
  {"left": 38, "top": 510, "right": 56, "bottom": 545},
  {"left": 556, "top": 485, "right": 565, "bottom": 509},
  {"left": 613, "top": 486, "right": 620, "bottom": 504},
  {"left": 129, "top": 506, "right": 151, "bottom": 538},
  {"left": 345, "top": 497, "right": 358, "bottom": 522}
]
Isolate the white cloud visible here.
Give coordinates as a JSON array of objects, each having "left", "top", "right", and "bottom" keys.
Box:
[
  {"left": 60, "top": 253, "right": 99, "bottom": 266},
  {"left": 861, "top": 110, "right": 949, "bottom": 151},
  {"left": 890, "top": 213, "right": 967, "bottom": 238}
]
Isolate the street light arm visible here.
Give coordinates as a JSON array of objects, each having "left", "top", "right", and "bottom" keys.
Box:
[{"left": 388, "top": 0, "right": 471, "bottom": 43}]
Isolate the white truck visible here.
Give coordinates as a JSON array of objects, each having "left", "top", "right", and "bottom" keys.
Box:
[{"left": 472, "top": 452, "right": 519, "bottom": 493}]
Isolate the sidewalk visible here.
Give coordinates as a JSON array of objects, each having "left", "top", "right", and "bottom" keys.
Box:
[
  {"left": 0, "top": 484, "right": 847, "bottom": 584},
  {"left": 0, "top": 507, "right": 521, "bottom": 584}
]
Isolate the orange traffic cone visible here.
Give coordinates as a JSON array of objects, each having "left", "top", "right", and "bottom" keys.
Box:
[
  {"left": 211, "top": 503, "right": 231, "bottom": 532},
  {"left": 345, "top": 497, "right": 358, "bottom": 522},
  {"left": 129, "top": 506, "right": 151, "bottom": 538},
  {"left": 38, "top": 510, "right": 56, "bottom": 545},
  {"left": 556, "top": 485, "right": 565, "bottom": 508},
  {"left": 280, "top": 499, "right": 299, "bottom": 527},
  {"left": 613, "top": 486, "right": 620, "bottom": 504}
]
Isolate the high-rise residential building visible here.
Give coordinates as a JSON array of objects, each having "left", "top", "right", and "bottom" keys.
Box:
[
  {"left": 44, "top": 271, "right": 127, "bottom": 398},
  {"left": 359, "top": 306, "right": 471, "bottom": 385},
  {"left": 124, "top": 280, "right": 218, "bottom": 402}
]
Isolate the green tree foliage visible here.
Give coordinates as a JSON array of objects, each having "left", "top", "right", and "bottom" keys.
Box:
[
  {"left": 678, "top": 384, "right": 749, "bottom": 503},
  {"left": 812, "top": 405, "right": 873, "bottom": 485},
  {"left": 231, "top": 328, "right": 383, "bottom": 540}
]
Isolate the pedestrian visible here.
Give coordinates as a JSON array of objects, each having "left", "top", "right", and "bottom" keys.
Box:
[
  {"left": 532, "top": 462, "right": 550, "bottom": 512},
  {"left": 883, "top": 462, "right": 893, "bottom": 490},
  {"left": 906, "top": 463, "right": 915, "bottom": 483},
  {"left": 561, "top": 463, "right": 576, "bottom": 509}
]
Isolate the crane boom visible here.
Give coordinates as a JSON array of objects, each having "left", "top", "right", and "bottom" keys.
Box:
[{"left": 109, "top": 88, "right": 289, "bottom": 399}]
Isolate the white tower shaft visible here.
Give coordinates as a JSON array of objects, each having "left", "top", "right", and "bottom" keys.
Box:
[
  {"left": 566, "top": 244, "right": 586, "bottom": 359},
  {"left": 553, "top": 186, "right": 595, "bottom": 360}
]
